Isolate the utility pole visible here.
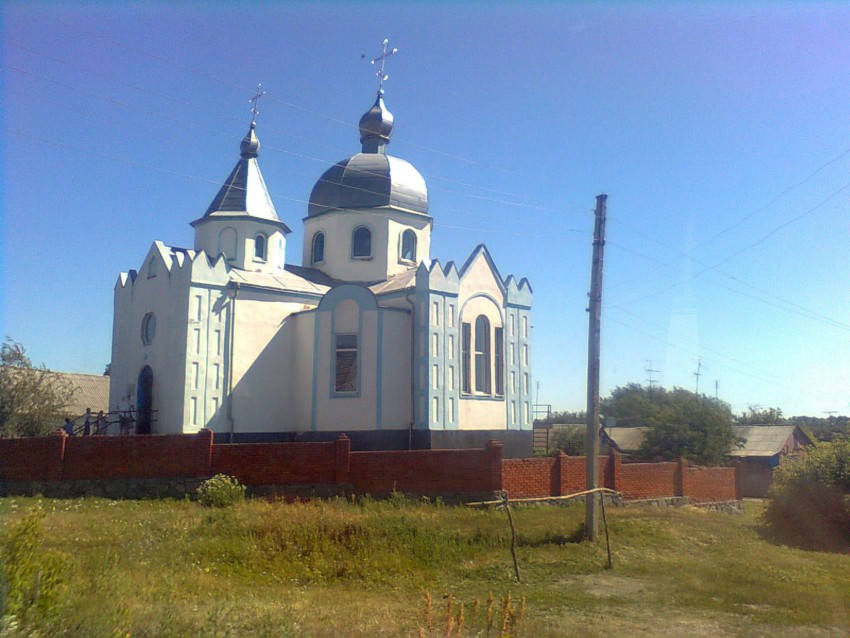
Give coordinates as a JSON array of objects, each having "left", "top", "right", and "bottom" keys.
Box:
[
  {"left": 693, "top": 359, "right": 702, "bottom": 395},
  {"left": 585, "top": 194, "right": 607, "bottom": 541},
  {"left": 714, "top": 380, "right": 719, "bottom": 401},
  {"left": 645, "top": 360, "right": 660, "bottom": 397}
]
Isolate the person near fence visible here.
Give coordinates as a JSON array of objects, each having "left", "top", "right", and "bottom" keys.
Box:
[
  {"left": 83, "top": 408, "right": 92, "bottom": 436},
  {"left": 95, "top": 410, "right": 108, "bottom": 435},
  {"left": 63, "top": 417, "right": 75, "bottom": 436}
]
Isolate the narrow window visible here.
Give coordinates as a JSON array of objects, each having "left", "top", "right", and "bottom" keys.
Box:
[
  {"left": 147, "top": 258, "right": 158, "bottom": 278},
  {"left": 461, "top": 322, "right": 471, "bottom": 394},
  {"left": 474, "top": 315, "right": 491, "bottom": 393},
  {"left": 495, "top": 327, "right": 504, "bottom": 396},
  {"left": 335, "top": 334, "right": 358, "bottom": 393},
  {"left": 352, "top": 226, "right": 371, "bottom": 258},
  {"left": 312, "top": 232, "right": 325, "bottom": 264},
  {"left": 254, "top": 234, "right": 267, "bottom": 261},
  {"left": 401, "top": 229, "right": 416, "bottom": 262}
]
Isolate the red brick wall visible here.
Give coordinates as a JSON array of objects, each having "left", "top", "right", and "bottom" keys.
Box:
[
  {"left": 687, "top": 465, "right": 738, "bottom": 502},
  {"left": 1, "top": 433, "right": 738, "bottom": 503},
  {"left": 210, "top": 439, "right": 345, "bottom": 486},
  {"left": 0, "top": 434, "right": 65, "bottom": 481},
  {"left": 618, "top": 460, "right": 678, "bottom": 500},
  {"left": 502, "top": 457, "right": 558, "bottom": 498},
  {"left": 349, "top": 441, "right": 502, "bottom": 495},
  {"left": 60, "top": 430, "right": 213, "bottom": 480}
]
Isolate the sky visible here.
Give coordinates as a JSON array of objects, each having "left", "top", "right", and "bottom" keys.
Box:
[{"left": 2, "top": 1, "right": 848, "bottom": 418}]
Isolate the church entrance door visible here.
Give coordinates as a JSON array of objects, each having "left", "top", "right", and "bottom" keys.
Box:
[{"left": 136, "top": 365, "right": 154, "bottom": 434}]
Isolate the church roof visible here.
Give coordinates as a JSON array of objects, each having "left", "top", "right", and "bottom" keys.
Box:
[
  {"left": 229, "top": 266, "right": 332, "bottom": 296},
  {"left": 308, "top": 93, "right": 428, "bottom": 218},
  {"left": 192, "top": 123, "right": 291, "bottom": 232}
]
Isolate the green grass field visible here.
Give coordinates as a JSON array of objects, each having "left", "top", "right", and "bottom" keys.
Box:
[{"left": 1, "top": 495, "right": 847, "bottom": 637}]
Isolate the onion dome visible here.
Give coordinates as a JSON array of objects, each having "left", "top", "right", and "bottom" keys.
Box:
[
  {"left": 359, "top": 93, "right": 394, "bottom": 153},
  {"left": 240, "top": 122, "right": 260, "bottom": 158},
  {"left": 308, "top": 93, "right": 428, "bottom": 218}
]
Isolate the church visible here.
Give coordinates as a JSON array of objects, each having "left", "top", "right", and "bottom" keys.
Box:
[{"left": 108, "top": 83, "right": 533, "bottom": 453}]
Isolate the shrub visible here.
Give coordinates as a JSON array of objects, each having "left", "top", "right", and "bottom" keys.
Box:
[
  {"left": 762, "top": 438, "right": 850, "bottom": 551},
  {"left": 196, "top": 474, "right": 246, "bottom": 508},
  {"left": 0, "top": 503, "right": 67, "bottom": 620}
]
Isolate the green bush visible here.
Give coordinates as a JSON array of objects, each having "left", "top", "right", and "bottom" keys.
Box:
[
  {"left": 762, "top": 438, "right": 850, "bottom": 551},
  {"left": 0, "top": 503, "right": 67, "bottom": 620},
  {"left": 196, "top": 474, "right": 246, "bottom": 508}
]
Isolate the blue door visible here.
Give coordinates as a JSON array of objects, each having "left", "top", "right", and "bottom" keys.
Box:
[{"left": 136, "top": 365, "right": 154, "bottom": 434}]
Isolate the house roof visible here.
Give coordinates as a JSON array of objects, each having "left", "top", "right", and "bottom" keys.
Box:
[
  {"left": 728, "top": 425, "right": 811, "bottom": 458},
  {"left": 603, "top": 424, "right": 812, "bottom": 458},
  {"left": 56, "top": 372, "right": 110, "bottom": 418},
  {"left": 602, "top": 427, "right": 648, "bottom": 454}
]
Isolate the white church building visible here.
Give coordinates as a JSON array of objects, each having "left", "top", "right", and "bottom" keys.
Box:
[{"left": 108, "top": 89, "right": 533, "bottom": 453}]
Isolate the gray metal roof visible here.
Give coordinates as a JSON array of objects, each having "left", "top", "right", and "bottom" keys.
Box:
[
  {"left": 193, "top": 124, "right": 290, "bottom": 232},
  {"left": 603, "top": 427, "right": 649, "bottom": 453},
  {"left": 728, "top": 425, "right": 807, "bottom": 457},
  {"left": 308, "top": 153, "right": 428, "bottom": 218},
  {"left": 308, "top": 94, "right": 428, "bottom": 218}
]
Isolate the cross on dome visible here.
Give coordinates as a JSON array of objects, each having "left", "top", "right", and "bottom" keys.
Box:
[
  {"left": 249, "top": 83, "right": 266, "bottom": 125},
  {"left": 369, "top": 38, "right": 398, "bottom": 95}
]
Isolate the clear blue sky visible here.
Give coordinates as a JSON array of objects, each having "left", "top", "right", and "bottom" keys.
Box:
[{"left": 2, "top": 2, "right": 848, "bottom": 417}]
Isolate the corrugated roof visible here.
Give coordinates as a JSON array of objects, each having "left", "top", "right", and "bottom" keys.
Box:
[
  {"left": 603, "top": 427, "right": 648, "bottom": 453},
  {"left": 369, "top": 268, "right": 417, "bottom": 295},
  {"left": 229, "top": 267, "right": 331, "bottom": 295},
  {"left": 728, "top": 425, "right": 802, "bottom": 457},
  {"left": 56, "top": 372, "right": 110, "bottom": 418}
]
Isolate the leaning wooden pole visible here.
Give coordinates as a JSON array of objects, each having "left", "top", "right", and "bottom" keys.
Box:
[{"left": 585, "top": 194, "right": 608, "bottom": 541}]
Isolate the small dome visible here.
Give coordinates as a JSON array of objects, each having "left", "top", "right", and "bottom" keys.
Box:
[
  {"left": 240, "top": 123, "right": 260, "bottom": 158},
  {"left": 307, "top": 93, "right": 428, "bottom": 217},
  {"left": 359, "top": 93, "right": 394, "bottom": 152},
  {"left": 308, "top": 153, "right": 428, "bottom": 217}
]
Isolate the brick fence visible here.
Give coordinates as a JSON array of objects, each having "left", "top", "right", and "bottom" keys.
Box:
[
  {"left": 501, "top": 452, "right": 739, "bottom": 503},
  {"left": 0, "top": 431, "right": 738, "bottom": 502}
]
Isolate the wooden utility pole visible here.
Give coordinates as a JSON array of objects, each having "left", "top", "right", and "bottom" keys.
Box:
[{"left": 585, "top": 194, "right": 607, "bottom": 541}]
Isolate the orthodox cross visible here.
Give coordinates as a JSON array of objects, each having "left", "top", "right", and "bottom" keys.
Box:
[
  {"left": 249, "top": 83, "right": 266, "bottom": 125},
  {"left": 369, "top": 38, "right": 398, "bottom": 94}
]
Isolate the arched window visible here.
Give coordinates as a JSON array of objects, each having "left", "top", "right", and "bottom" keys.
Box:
[
  {"left": 352, "top": 226, "right": 371, "bottom": 258},
  {"left": 312, "top": 232, "right": 325, "bottom": 264},
  {"left": 254, "top": 234, "right": 267, "bottom": 261},
  {"left": 474, "top": 315, "right": 491, "bottom": 393},
  {"left": 401, "top": 229, "right": 416, "bottom": 262}
]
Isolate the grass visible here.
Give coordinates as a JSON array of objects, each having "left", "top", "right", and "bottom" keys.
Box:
[{"left": 0, "top": 495, "right": 847, "bottom": 637}]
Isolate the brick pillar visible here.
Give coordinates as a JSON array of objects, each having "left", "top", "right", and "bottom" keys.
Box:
[
  {"left": 555, "top": 452, "right": 566, "bottom": 497},
  {"left": 51, "top": 431, "right": 68, "bottom": 482},
  {"left": 486, "top": 439, "right": 503, "bottom": 492},
  {"left": 335, "top": 434, "right": 351, "bottom": 484},
  {"left": 608, "top": 452, "right": 622, "bottom": 491},
  {"left": 676, "top": 457, "right": 689, "bottom": 497},
  {"left": 733, "top": 460, "right": 743, "bottom": 500},
  {"left": 198, "top": 428, "right": 215, "bottom": 476}
]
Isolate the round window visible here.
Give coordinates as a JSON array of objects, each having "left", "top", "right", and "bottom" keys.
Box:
[{"left": 141, "top": 312, "right": 157, "bottom": 345}]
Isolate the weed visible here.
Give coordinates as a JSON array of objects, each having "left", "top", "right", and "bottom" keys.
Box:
[{"left": 196, "top": 474, "right": 246, "bottom": 508}]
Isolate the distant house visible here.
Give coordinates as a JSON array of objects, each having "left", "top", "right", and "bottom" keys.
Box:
[
  {"left": 728, "top": 425, "right": 812, "bottom": 497},
  {"left": 600, "top": 426, "right": 648, "bottom": 456},
  {"left": 51, "top": 372, "right": 110, "bottom": 427},
  {"left": 602, "top": 423, "right": 813, "bottom": 497}
]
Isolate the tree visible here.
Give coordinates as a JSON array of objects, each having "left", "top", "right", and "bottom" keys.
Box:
[
  {"left": 737, "top": 405, "right": 785, "bottom": 425},
  {"left": 0, "top": 339, "right": 76, "bottom": 438},
  {"left": 762, "top": 438, "right": 850, "bottom": 551},
  {"left": 533, "top": 410, "right": 585, "bottom": 427},
  {"left": 602, "top": 383, "right": 737, "bottom": 465}
]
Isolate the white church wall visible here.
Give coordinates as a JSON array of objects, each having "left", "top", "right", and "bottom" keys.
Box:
[
  {"left": 457, "top": 294, "right": 506, "bottom": 430},
  {"left": 377, "top": 309, "right": 413, "bottom": 429},
  {"left": 109, "top": 244, "right": 192, "bottom": 434},
  {"left": 228, "top": 290, "right": 309, "bottom": 433}
]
